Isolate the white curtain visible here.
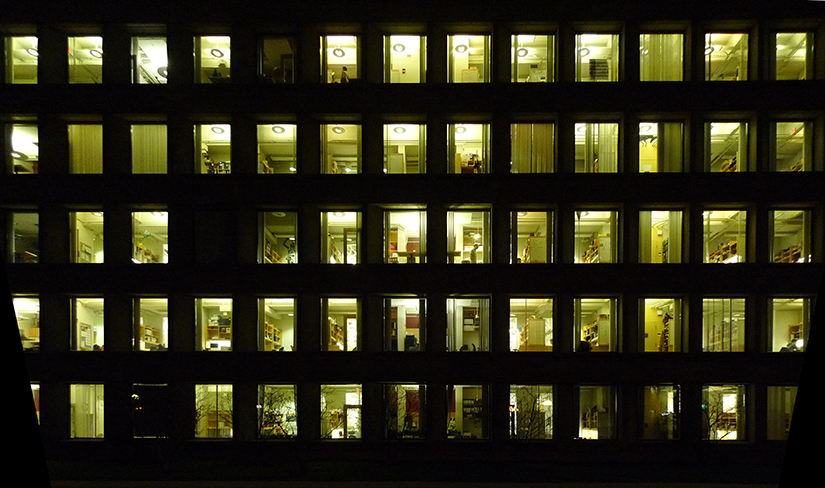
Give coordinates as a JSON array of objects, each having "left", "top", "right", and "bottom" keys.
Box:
[
  {"left": 641, "top": 34, "right": 683, "bottom": 81},
  {"left": 68, "top": 125, "right": 103, "bottom": 173},
  {"left": 597, "top": 123, "right": 618, "bottom": 173},
  {"left": 512, "top": 124, "right": 554, "bottom": 173},
  {"left": 132, "top": 125, "right": 168, "bottom": 173}
]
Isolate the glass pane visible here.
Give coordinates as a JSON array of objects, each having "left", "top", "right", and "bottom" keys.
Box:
[
  {"left": 511, "top": 124, "right": 554, "bottom": 173},
  {"left": 384, "top": 384, "right": 425, "bottom": 439},
  {"left": 702, "top": 298, "right": 745, "bottom": 352},
  {"left": 132, "top": 212, "right": 168, "bottom": 264},
  {"left": 772, "top": 210, "right": 809, "bottom": 263},
  {"left": 448, "top": 210, "right": 489, "bottom": 264},
  {"left": 70, "top": 384, "right": 104, "bottom": 438},
  {"left": 773, "top": 122, "right": 807, "bottom": 171},
  {"left": 323, "top": 36, "right": 357, "bottom": 83},
  {"left": 447, "top": 297, "right": 489, "bottom": 352},
  {"left": 6, "top": 37, "right": 38, "bottom": 83},
  {"left": 132, "top": 384, "right": 170, "bottom": 438},
  {"left": 9, "top": 123, "right": 39, "bottom": 174},
  {"left": 707, "top": 122, "right": 747, "bottom": 172},
  {"left": 575, "top": 298, "right": 616, "bottom": 352},
  {"left": 385, "top": 210, "right": 426, "bottom": 264},
  {"left": 448, "top": 35, "right": 489, "bottom": 82},
  {"left": 71, "top": 212, "right": 104, "bottom": 263},
  {"left": 257, "top": 385, "right": 297, "bottom": 438},
  {"left": 260, "top": 37, "right": 295, "bottom": 84},
  {"left": 10, "top": 212, "right": 39, "bottom": 263},
  {"left": 639, "top": 122, "right": 683, "bottom": 172},
  {"left": 702, "top": 385, "right": 746, "bottom": 440},
  {"left": 134, "top": 298, "right": 168, "bottom": 351},
  {"left": 641, "top": 385, "right": 680, "bottom": 439},
  {"left": 322, "top": 124, "right": 360, "bottom": 174},
  {"left": 260, "top": 211, "right": 298, "bottom": 264},
  {"left": 386, "top": 36, "right": 425, "bottom": 83},
  {"left": 260, "top": 298, "right": 295, "bottom": 352},
  {"left": 197, "top": 298, "right": 232, "bottom": 352},
  {"left": 449, "top": 124, "right": 489, "bottom": 173},
  {"left": 514, "top": 211, "right": 551, "bottom": 264},
  {"left": 640, "top": 34, "right": 683, "bottom": 81},
  {"left": 14, "top": 296, "right": 40, "bottom": 351},
  {"left": 195, "top": 384, "right": 233, "bottom": 438},
  {"left": 577, "top": 385, "right": 616, "bottom": 439},
  {"left": 705, "top": 33, "right": 747, "bottom": 81},
  {"left": 324, "top": 298, "right": 358, "bottom": 351},
  {"left": 197, "top": 36, "right": 230, "bottom": 83},
  {"left": 385, "top": 298, "right": 424, "bottom": 352},
  {"left": 639, "top": 210, "right": 682, "bottom": 263},
  {"left": 509, "top": 385, "right": 553, "bottom": 439},
  {"left": 511, "top": 34, "right": 553, "bottom": 82},
  {"left": 68, "top": 124, "right": 103, "bottom": 173},
  {"left": 575, "top": 123, "right": 618, "bottom": 173},
  {"left": 131, "top": 125, "right": 167, "bottom": 173},
  {"left": 574, "top": 211, "right": 617, "bottom": 263},
  {"left": 321, "top": 384, "right": 361, "bottom": 439},
  {"left": 68, "top": 36, "right": 103, "bottom": 84},
  {"left": 72, "top": 298, "right": 104, "bottom": 351},
  {"left": 776, "top": 33, "right": 807, "bottom": 80},
  {"left": 258, "top": 124, "right": 296, "bottom": 174},
  {"left": 576, "top": 34, "right": 618, "bottom": 82},
  {"left": 132, "top": 37, "right": 167, "bottom": 84},
  {"left": 196, "top": 124, "right": 231, "bottom": 174},
  {"left": 510, "top": 298, "right": 553, "bottom": 352},
  {"left": 770, "top": 298, "right": 809, "bottom": 352},
  {"left": 384, "top": 124, "right": 426, "bottom": 174},
  {"left": 703, "top": 210, "right": 746, "bottom": 263},
  {"left": 767, "top": 386, "right": 797, "bottom": 440},
  {"left": 448, "top": 385, "right": 488, "bottom": 439},
  {"left": 642, "top": 298, "right": 682, "bottom": 352},
  {"left": 323, "top": 212, "right": 360, "bottom": 264}
]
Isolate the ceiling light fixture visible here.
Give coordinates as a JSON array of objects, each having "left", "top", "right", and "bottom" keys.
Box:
[
  {"left": 333, "top": 212, "right": 346, "bottom": 217},
  {"left": 211, "top": 126, "right": 225, "bottom": 134},
  {"left": 332, "top": 126, "right": 345, "bottom": 134},
  {"left": 392, "top": 43, "right": 405, "bottom": 53},
  {"left": 272, "top": 125, "right": 285, "bottom": 133},
  {"left": 26, "top": 48, "right": 39, "bottom": 57},
  {"left": 705, "top": 45, "right": 715, "bottom": 55},
  {"left": 455, "top": 44, "right": 468, "bottom": 53},
  {"left": 10, "top": 151, "right": 27, "bottom": 160},
  {"left": 455, "top": 126, "right": 467, "bottom": 133},
  {"left": 333, "top": 47, "right": 345, "bottom": 58},
  {"left": 578, "top": 47, "right": 590, "bottom": 57},
  {"left": 157, "top": 66, "right": 168, "bottom": 78},
  {"left": 640, "top": 124, "right": 652, "bottom": 132},
  {"left": 89, "top": 49, "right": 103, "bottom": 58},
  {"left": 393, "top": 126, "right": 406, "bottom": 134},
  {"left": 517, "top": 47, "right": 528, "bottom": 57},
  {"left": 211, "top": 48, "right": 224, "bottom": 58}
]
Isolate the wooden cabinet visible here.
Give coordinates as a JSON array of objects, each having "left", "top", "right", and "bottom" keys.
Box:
[
  {"left": 582, "top": 236, "right": 611, "bottom": 263},
  {"left": 582, "top": 314, "right": 610, "bottom": 351},
  {"left": 263, "top": 322, "right": 283, "bottom": 351},
  {"left": 774, "top": 244, "right": 802, "bottom": 263},
  {"left": 708, "top": 240, "right": 739, "bottom": 263}
]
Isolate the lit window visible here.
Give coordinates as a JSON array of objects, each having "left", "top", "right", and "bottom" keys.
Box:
[
  {"left": 196, "top": 124, "right": 231, "bottom": 174},
  {"left": 511, "top": 34, "right": 554, "bottom": 82},
  {"left": 576, "top": 33, "right": 619, "bottom": 82},
  {"left": 70, "top": 384, "right": 104, "bottom": 438},
  {"left": 385, "top": 209, "right": 426, "bottom": 264},
  {"left": 13, "top": 296, "right": 40, "bottom": 351},
  {"left": 511, "top": 123, "right": 555, "bottom": 173},
  {"left": 641, "top": 298, "right": 683, "bottom": 352},
  {"left": 575, "top": 123, "right": 619, "bottom": 173},
  {"left": 577, "top": 385, "right": 616, "bottom": 439},
  {"left": 767, "top": 386, "right": 797, "bottom": 440},
  {"left": 640, "top": 34, "right": 683, "bottom": 81},
  {"left": 449, "top": 123, "right": 489, "bottom": 173},
  {"left": 639, "top": 122, "right": 683, "bottom": 172},
  {"left": 8, "top": 212, "right": 39, "bottom": 263},
  {"left": 196, "top": 36, "right": 230, "bottom": 83},
  {"left": 5, "top": 36, "right": 38, "bottom": 83},
  {"left": 196, "top": 298, "right": 233, "bottom": 352},
  {"left": 322, "top": 35, "right": 358, "bottom": 83},
  {"left": 260, "top": 298, "right": 295, "bottom": 352},
  {"left": 257, "top": 385, "right": 297, "bottom": 439},
  {"left": 70, "top": 212, "right": 104, "bottom": 263},
  {"left": 132, "top": 383, "right": 170, "bottom": 438},
  {"left": 771, "top": 210, "right": 811, "bottom": 263},
  {"left": 384, "top": 124, "right": 426, "bottom": 174},
  {"left": 31, "top": 383, "right": 40, "bottom": 425},
  {"left": 68, "top": 124, "right": 103, "bottom": 174},
  {"left": 323, "top": 298, "right": 359, "bottom": 352},
  {"left": 132, "top": 37, "right": 167, "bottom": 84},
  {"left": 321, "top": 384, "right": 361, "bottom": 439},
  {"left": 770, "top": 298, "right": 810, "bottom": 353},
  {"left": 703, "top": 210, "right": 746, "bottom": 263},
  {"left": 384, "top": 384, "right": 425, "bottom": 439},
  {"left": 448, "top": 35, "right": 490, "bottom": 83},
  {"left": 705, "top": 33, "right": 748, "bottom": 81},
  {"left": 448, "top": 209, "right": 490, "bottom": 264},
  {"left": 385, "top": 297, "right": 425, "bottom": 352},
  {"left": 195, "top": 384, "right": 233, "bottom": 438},
  {"left": 132, "top": 211, "right": 168, "bottom": 264},
  {"left": 385, "top": 35, "right": 425, "bottom": 83},
  {"left": 71, "top": 298, "right": 104, "bottom": 351},
  {"left": 322, "top": 211, "right": 360, "bottom": 264},
  {"left": 131, "top": 124, "right": 167, "bottom": 173},
  {"left": 134, "top": 298, "right": 168, "bottom": 352},
  {"left": 260, "top": 211, "right": 298, "bottom": 264},
  {"left": 575, "top": 298, "right": 617, "bottom": 352},
  {"left": 322, "top": 124, "right": 361, "bottom": 174},
  {"left": 772, "top": 121, "right": 810, "bottom": 171},
  {"left": 513, "top": 210, "right": 552, "bottom": 264},
  {"left": 447, "top": 296, "right": 489, "bottom": 352},
  {"left": 574, "top": 210, "right": 618, "bottom": 263},
  {"left": 639, "top": 210, "right": 682, "bottom": 263},
  {"left": 510, "top": 298, "right": 553, "bottom": 352},
  {"left": 68, "top": 36, "right": 103, "bottom": 84},
  {"left": 702, "top": 298, "right": 745, "bottom": 352},
  {"left": 702, "top": 385, "right": 746, "bottom": 440},
  {"left": 510, "top": 385, "right": 553, "bottom": 439},
  {"left": 775, "top": 32, "right": 809, "bottom": 80},
  {"left": 259, "top": 37, "right": 295, "bottom": 84},
  {"left": 641, "top": 385, "right": 680, "bottom": 439},
  {"left": 9, "top": 123, "right": 39, "bottom": 174},
  {"left": 258, "top": 124, "right": 296, "bottom": 174},
  {"left": 706, "top": 121, "right": 749, "bottom": 172},
  {"left": 447, "top": 385, "right": 488, "bottom": 439}
]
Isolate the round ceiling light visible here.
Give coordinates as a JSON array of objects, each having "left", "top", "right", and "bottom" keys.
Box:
[
  {"left": 89, "top": 49, "right": 103, "bottom": 58},
  {"left": 211, "top": 126, "right": 225, "bottom": 134},
  {"left": 517, "top": 47, "right": 528, "bottom": 57},
  {"left": 455, "top": 126, "right": 467, "bottom": 133},
  {"left": 333, "top": 47, "right": 345, "bottom": 58},
  {"left": 272, "top": 125, "right": 285, "bottom": 134},
  {"left": 392, "top": 43, "right": 405, "bottom": 53},
  {"left": 640, "top": 124, "right": 652, "bottom": 132},
  {"left": 578, "top": 47, "right": 590, "bottom": 57},
  {"left": 393, "top": 126, "right": 406, "bottom": 134},
  {"left": 332, "top": 126, "right": 345, "bottom": 134},
  {"left": 157, "top": 66, "right": 168, "bottom": 78},
  {"left": 211, "top": 48, "right": 224, "bottom": 58},
  {"left": 455, "top": 44, "right": 468, "bottom": 53},
  {"left": 10, "top": 150, "right": 27, "bottom": 160},
  {"left": 26, "top": 48, "right": 39, "bottom": 57},
  {"left": 705, "top": 45, "right": 715, "bottom": 55}
]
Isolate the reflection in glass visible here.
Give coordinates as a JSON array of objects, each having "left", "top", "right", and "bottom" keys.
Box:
[
  {"left": 703, "top": 298, "right": 745, "bottom": 352},
  {"left": 9, "top": 212, "right": 39, "bottom": 263},
  {"left": 575, "top": 298, "right": 616, "bottom": 352},
  {"left": 258, "top": 124, "right": 296, "bottom": 173},
  {"left": 71, "top": 384, "right": 105, "bottom": 438},
  {"left": 705, "top": 33, "right": 747, "bottom": 81},
  {"left": 577, "top": 385, "right": 616, "bottom": 439},
  {"left": 260, "top": 298, "right": 295, "bottom": 352},
  {"left": 703, "top": 210, "right": 746, "bottom": 263},
  {"left": 385, "top": 36, "right": 425, "bottom": 83},
  {"left": 642, "top": 385, "right": 680, "bottom": 439},
  {"left": 575, "top": 123, "right": 618, "bottom": 173},
  {"left": 260, "top": 37, "right": 294, "bottom": 83},
  {"left": 511, "top": 35, "right": 554, "bottom": 82},
  {"left": 257, "top": 385, "right": 297, "bottom": 438},
  {"left": 384, "top": 124, "right": 426, "bottom": 174},
  {"left": 195, "top": 384, "right": 233, "bottom": 438},
  {"left": 132, "top": 37, "right": 167, "bottom": 84},
  {"left": 509, "top": 385, "right": 553, "bottom": 439},
  {"left": 767, "top": 386, "right": 797, "bottom": 440},
  {"left": 641, "top": 298, "right": 682, "bottom": 352},
  {"left": 511, "top": 124, "right": 554, "bottom": 173},
  {"left": 321, "top": 384, "right": 361, "bottom": 439},
  {"left": 68, "top": 36, "right": 103, "bottom": 84},
  {"left": 639, "top": 122, "right": 683, "bottom": 172},
  {"left": 702, "top": 385, "right": 745, "bottom": 440},
  {"left": 770, "top": 298, "right": 810, "bottom": 353},
  {"left": 384, "top": 384, "right": 425, "bottom": 439},
  {"left": 510, "top": 298, "right": 553, "bottom": 351},
  {"left": 447, "top": 385, "right": 488, "bottom": 439},
  {"left": 640, "top": 34, "right": 683, "bottom": 81},
  {"left": 575, "top": 211, "right": 617, "bottom": 263},
  {"left": 447, "top": 297, "right": 489, "bottom": 352},
  {"left": 196, "top": 36, "right": 230, "bottom": 83},
  {"left": 448, "top": 35, "right": 489, "bottom": 82},
  {"left": 576, "top": 34, "right": 619, "bottom": 82},
  {"left": 5, "top": 36, "right": 38, "bottom": 83},
  {"left": 639, "top": 210, "right": 682, "bottom": 263}
]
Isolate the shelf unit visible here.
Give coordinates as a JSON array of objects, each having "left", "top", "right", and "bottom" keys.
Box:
[
  {"left": 328, "top": 317, "right": 345, "bottom": 351},
  {"left": 263, "top": 322, "right": 283, "bottom": 351},
  {"left": 773, "top": 244, "right": 802, "bottom": 263},
  {"left": 581, "top": 236, "right": 611, "bottom": 263},
  {"left": 708, "top": 240, "right": 739, "bottom": 263}
]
